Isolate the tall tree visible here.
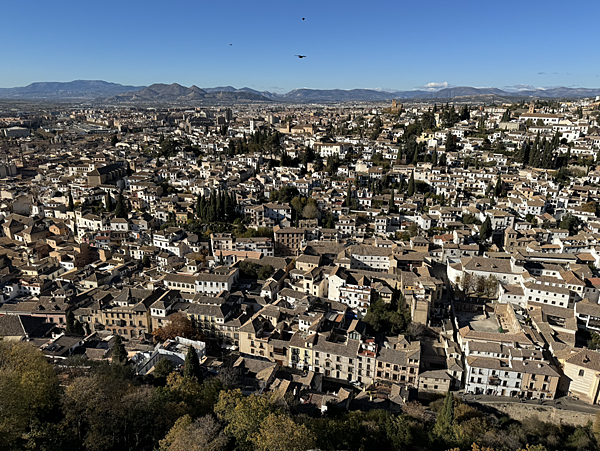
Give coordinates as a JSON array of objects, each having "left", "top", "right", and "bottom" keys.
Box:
[
  {"left": 183, "top": 346, "right": 202, "bottom": 382},
  {"left": 66, "top": 310, "right": 76, "bottom": 332},
  {"left": 196, "top": 195, "right": 203, "bottom": 219},
  {"left": 445, "top": 132, "right": 457, "bottom": 152},
  {"left": 112, "top": 334, "right": 128, "bottom": 364},
  {"left": 115, "top": 194, "right": 128, "bottom": 219},
  {"left": 407, "top": 172, "right": 416, "bottom": 197},
  {"left": 439, "top": 152, "right": 447, "bottom": 166},
  {"left": 68, "top": 191, "right": 75, "bottom": 211},
  {"left": 516, "top": 140, "right": 530, "bottom": 165},
  {"left": 494, "top": 176, "right": 503, "bottom": 198},
  {"left": 433, "top": 391, "right": 455, "bottom": 439},
  {"left": 345, "top": 184, "right": 352, "bottom": 208},
  {"left": 541, "top": 140, "right": 554, "bottom": 169},
  {"left": 480, "top": 216, "right": 492, "bottom": 242},
  {"left": 459, "top": 104, "right": 470, "bottom": 121},
  {"left": 0, "top": 341, "right": 59, "bottom": 449}
]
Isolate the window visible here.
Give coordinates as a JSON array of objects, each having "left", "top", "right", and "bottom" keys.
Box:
[{"left": 579, "top": 369, "right": 585, "bottom": 377}]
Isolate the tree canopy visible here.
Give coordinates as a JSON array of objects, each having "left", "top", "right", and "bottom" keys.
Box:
[
  {"left": 0, "top": 341, "right": 59, "bottom": 449},
  {"left": 152, "top": 313, "right": 201, "bottom": 343}
]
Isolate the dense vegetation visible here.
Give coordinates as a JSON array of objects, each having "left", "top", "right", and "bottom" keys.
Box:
[{"left": 2, "top": 341, "right": 598, "bottom": 451}]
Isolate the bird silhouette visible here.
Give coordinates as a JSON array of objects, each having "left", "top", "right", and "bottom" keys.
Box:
[
  {"left": 302, "top": 17, "right": 305, "bottom": 20},
  {"left": 295, "top": 55, "right": 307, "bottom": 58},
  {"left": 229, "top": 44, "right": 232, "bottom": 46}
]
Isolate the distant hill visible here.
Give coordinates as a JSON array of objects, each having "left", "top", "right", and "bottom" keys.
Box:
[
  {"left": 0, "top": 80, "right": 145, "bottom": 99},
  {"left": 108, "top": 83, "right": 272, "bottom": 103},
  {"left": 2, "top": 80, "right": 600, "bottom": 103},
  {"left": 280, "top": 88, "right": 397, "bottom": 102},
  {"left": 512, "top": 87, "right": 600, "bottom": 98},
  {"left": 417, "top": 86, "right": 509, "bottom": 99},
  {"left": 201, "top": 86, "right": 281, "bottom": 100}
]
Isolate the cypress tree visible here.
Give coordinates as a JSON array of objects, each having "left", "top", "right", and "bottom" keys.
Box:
[
  {"left": 231, "top": 193, "right": 237, "bottom": 218},
  {"left": 216, "top": 190, "right": 222, "bottom": 220},
  {"left": 112, "top": 335, "right": 128, "bottom": 364},
  {"left": 407, "top": 172, "right": 416, "bottom": 197},
  {"left": 210, "top": 194, "right": 217, "bottom": 222},
  {"left": 68, "top": 192, "right": 75, "bottom": 212},
  {"left": 183, "top": 346, "right": 202, "bottom": 381},
  {"left": 105, "top": 195, "right": 114, "bottom": 212},
  {"left": 494, "top": 177, "right": 502, "bottom": 198},
  {"left": 223, "top": 192, "right": 230, "bottom": 221},
  {"left": 551, "top": 131, "right": 561, "bottom": 150},
  {"left": 227, "top": 193, "right": 235, "bottom": 220},
  {"left": 517, "top": 140, "right": 530, "bottom": 165},
  {"left": 196, "top": 195, "right": 203, "bottom": 219},
  {"left": 529, "top": 134, "right": 541, "bottom": 167},
  {"left": 74, "top": 321, "right": 85, "bottom": 336},
  {"left": 439, "top": 153, "right": 447, "bottom": 166},
  {"left": 432, "top": 148, "right": 438, "bottom": 166},
  {"left": 541, "top": 141, "right": 554, "bottom": 169},
  {"left": 411, "top": 147, "right": 418, "bottom": 165},
  {"left": 200, "top": 196, "right": 206, "bottom": 220},
  {"left": 434, "top": 391, "right": 455, "bottom": 439},
  {"left": 445, "top": 132, "right": 456, "bottom": 152},
  {"left": 528, "top": 145, "right": 539, "bottom": 167},
  {"left": 115, "top": 194, "right": 127, "bottom": 219},
  {"left": 66, "top": 311, "right": 75, "bottom": 333},
  {"left": 345, "top": 185, "right": 352, "bottom": 208},
  {"left": 480, "top": 216, "right": 492, "bottom": 242}
]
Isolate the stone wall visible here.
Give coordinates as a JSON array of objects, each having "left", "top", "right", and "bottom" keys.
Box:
[{"left": 487, "top": 402, "right": 596, "bottom": 427}]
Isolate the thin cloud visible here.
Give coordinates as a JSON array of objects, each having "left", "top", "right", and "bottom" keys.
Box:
[
  {"left": 538, "top": 72, "right": 546, "bottom": 75},
  {"left": 504, "top": 84, "right": 536, "bottom": 91},
  {"left": 414, "top": 81, "right": 453, "bottom": 92}
]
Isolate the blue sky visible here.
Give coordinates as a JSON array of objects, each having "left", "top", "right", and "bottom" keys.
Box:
[{"left": 1, "top": 0, "right": 599, "bottom": 92}]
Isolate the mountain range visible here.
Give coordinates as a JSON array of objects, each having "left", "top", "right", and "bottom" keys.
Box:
[
  {"left": 0, "top": 80, "right": 145, "bottom": 99},
  {"left": 2, "top": 80, "right": 600, "bottom": 103},
  {"left": 108, "top": 84, "right": 270, "bottom": 103}
]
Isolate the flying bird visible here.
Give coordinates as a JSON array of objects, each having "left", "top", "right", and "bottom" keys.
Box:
[
  {"left": 295, "top": 55, "right": 307, "bottom": 58},
  {"left": 230, "top": 44, "right": 232, "bottom": 46},
  {"left": 302, "top": 17, "right": 305, "bottom": 20}
]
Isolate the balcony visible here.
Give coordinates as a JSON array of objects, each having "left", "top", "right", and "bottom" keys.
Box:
[{"left": 489, "top": 376, "right": 501, "bottom": 386}]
